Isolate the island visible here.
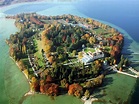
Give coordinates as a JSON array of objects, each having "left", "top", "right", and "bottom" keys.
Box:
[{"left": 6, "top": 13, "right": 136, "bottom": 103}]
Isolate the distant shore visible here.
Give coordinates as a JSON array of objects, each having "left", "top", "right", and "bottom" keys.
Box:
[{"left": 0, "top": 0, "right": 44, "bottom": 8}]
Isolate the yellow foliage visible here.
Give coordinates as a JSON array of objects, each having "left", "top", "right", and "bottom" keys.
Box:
[
  {"left": 87, "top": 18, "right": 93, "bottom": 24},
  {"left": 89, "top": 36, "right": 96, "bottom": 44},
  {"left": 32, "top": 77, "right": 37, "bottom": 83},
  {"left": 78, "top": 52, "right": 83, "bottom": 59},
  {"left": 40, "top": 80, "right": 44, "bottom": 86},
  {"left": 23, "top": 69, "right": 28, "bottom": 78},
  {"left": 45, "top": 44, "right": 51, "bottom": 53}
]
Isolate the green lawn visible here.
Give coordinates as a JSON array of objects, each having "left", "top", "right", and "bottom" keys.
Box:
[
  {"left": 84, "top": 48, "right": 95, "bottom": 53},
  {"left": 94, "top": 28, "right": 105, "bottom": 34},
  {"left": 104, "top": 46, "right": 111, "bottom": 52},
  {"left": 94, "top": 28, "right": 112, "bottom": 38}
]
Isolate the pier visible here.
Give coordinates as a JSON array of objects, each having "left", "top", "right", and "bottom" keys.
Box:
[
  {"left": 111, "top": 66, "right": 139, "bottom": 78},
  {"left": 117, "top": 70, "right": 138, "bottom": 78},
  {"left": 128, "top": 67, "right": 139, "bottom": 76},
  {"left": 122, "top": 52, "right": 139, "bottom": 55}
]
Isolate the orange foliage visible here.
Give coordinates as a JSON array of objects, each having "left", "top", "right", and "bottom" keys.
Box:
[
  {"left": 30, "top": 16, "right": 43, "bottom": 25},
  {"left": 65, "top": 83, "right": 69, "bottom": 90},
  {"left": 40, "top": 85, "right": 45, "bottom": 93},
  {"left": 46, "top": 75, "right": 53, "bottom": 83},
  {"left": 110, "top": 50, "right": 116, "bottom": 57},
  {"left": 44, "top": 83, "right": 59, "bottom": 96},
  {"left": 48, "top": 56, "right": 54, "bottom": 64},
  {"left": 68, "top": 83, "right": 83, "bottom": 97}
]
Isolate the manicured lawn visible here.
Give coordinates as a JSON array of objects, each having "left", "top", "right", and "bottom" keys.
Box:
[
  {"left": 34, "top": 39, "right": 46, "bottom": 67},
  {"left": 104, "top": 46, "right": 111, "bottom": 52},
  {"left": 84, "top": 48, "right": 95, "bottom": 53},
  {"left": 94, "top": 28, "right": 105, "bottom": 34}
]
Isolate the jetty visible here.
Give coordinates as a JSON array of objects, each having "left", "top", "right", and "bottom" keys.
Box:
[
  {"left": 128, "top": 67, "right": 139, "bottom": 76},
  {"left": 111, "top": 66, "right": 139, "bottom": 78}
]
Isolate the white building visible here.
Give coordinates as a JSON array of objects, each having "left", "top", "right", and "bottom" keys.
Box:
[{"left": 81, "top": 51, "right": 104, "bottom": 65}]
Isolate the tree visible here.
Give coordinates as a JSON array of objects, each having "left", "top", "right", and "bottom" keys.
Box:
[
  {"left": 31, "top": 77, "right": 39, "bottom": 92},
  {"left": 68, "top": 83, "right": 83, "bottom": 98},
  {"left": 48, "top": 56, "right": 54, "bottom": 64},
  {"left": 72, "top": 50, "right": 77, "bottom": 57},
  {"left": 22, "top": 44, "right": 26, "bottom": 54},
  {"left": 85, "top": 81, "right": 93, "bottom": 88},
  {"left": 18, "top": 60, "right": 25, "bottom": 70},
  {"left": 44, "top": 83, "right": 59, "bottom": 96},
  {"left": 68, "top": 75, "right": 72, "bottom": 84},
  {"left": 124, "top": 58, "right": 128, "bottom": 66},
  {"left": 46, "top": 75, "right": 53, "bottom": 83},
  {"left": 23, "top": 69, "right": 28, "bottom": 78},
  {"left": 84, "top": 90, "right": 90, "bottom": 98},
  {"left": 89, "top": 36, "right": 96, "bottom": 45},
  {"left": 32, "top": 77, "right": 37, "bottom": 83},
  {"left": 78, "top": 52, "right": 83, "bottom": 59},
  {"left": 60, "top": 78, "right": 67, "bottom": 87},
  {"left": 45, "top": 44, "right": 51, "bottom": 53}
]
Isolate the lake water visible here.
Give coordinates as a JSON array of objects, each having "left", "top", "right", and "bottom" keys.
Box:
[{"left": 0, "top": 0, "right": 139, "bottom": 103}]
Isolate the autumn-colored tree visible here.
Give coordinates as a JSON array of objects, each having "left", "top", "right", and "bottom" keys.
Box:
[
  {"left": 60, "top": 78, "right": 67, "bottom": 87},
  {"left": 113, "top": 45, "right": 120, "bottom": 53},
  {"left": 40, "top": 85, "right": 45, "bottom": 93},
  {"left": 44, "top": 83, "right": 59, "bottom": 96},
  {"left": 65, "top": 83, "right": 69, "bottom": 90},
  {"left": 89, "top": 36, "right": 96, "bottom": 45},
  {"left": 45, "top": 44, "right": 51, "bottom": 53},
  {"left": 84, "top": 90, "right": 90, "bottom": 98},
  {"left": 72, "top": 50, "right": 77, "bottom": 57},
  {"left": 62, "top": 35, "right": 67, "bottom": 42},
  {"left": 31, "top": 77, "right": 39, "bottom": 92},
  {"left": 71, "top": 38, "right": 76, "bottom": 44},
  {"left": 85, "top": 81, "right": 93, "bottom": 88},
  {"left": 93, "top": 74, "right": 104, "bottom": 87},
  {"left": 85, "top": 33, "right": 90, "bottom": 40},
  {"left": 23, "top": 69, "right": 28, "bottom": 78},
  {"left": 68, "top": 83, "right": 83, "bottom": 98},
  {"left": 78, "top": 52, "right": 83, "bottom": 59},
  {"left": 48, "top": 56, "right": 54, "bottom": 64},
  {"left": 32, "top": 77, "right": 37, "bottom": 83},
  {"left": 87, "top": 18, "right": 93, "bottom": 24},
  {"left": 46, "top": 75, "right": 53, "bottom": 83},
  {"left": 110, "top": 50, "right": 116, "bottom": 58},
  {"left": 22, "top": 44, "right": 26, "bottom": 54},
  {"left": 18, "top": 60, "right": 25, "bottom": 70},
  {"left": 119, "top": 67, "right": 123, "bottom": 71}
]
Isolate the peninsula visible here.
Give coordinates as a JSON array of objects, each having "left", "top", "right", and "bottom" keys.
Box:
[{"left": 6, "top": 13, "right": 134, "bottom": 102}]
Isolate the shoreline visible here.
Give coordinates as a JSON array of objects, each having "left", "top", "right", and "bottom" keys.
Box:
[
  {"left": 9, "top": 55, "right": 34, "bottom": 97},
  {"left": 0, "top": 0, "right": 45, "bottom": 8}
]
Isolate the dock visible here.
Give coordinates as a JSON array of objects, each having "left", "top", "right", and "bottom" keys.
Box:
[{"left": 111, "top": 66, "right": 139, "bottom": 78}]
